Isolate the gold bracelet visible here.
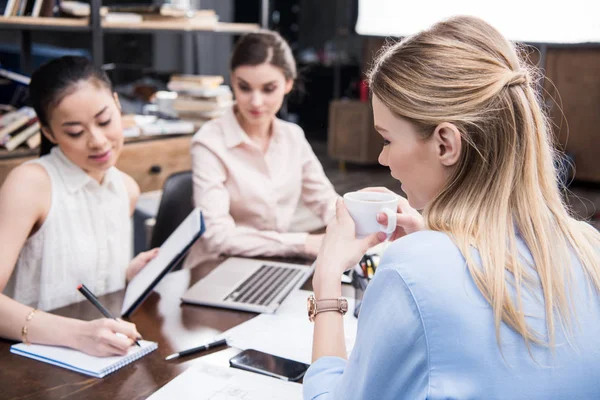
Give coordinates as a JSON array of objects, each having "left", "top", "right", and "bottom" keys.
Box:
[{"left": 21, "top": 308, "right": 37, "bottom": 345}]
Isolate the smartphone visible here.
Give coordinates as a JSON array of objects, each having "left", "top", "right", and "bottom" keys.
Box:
[{"left": 229, "top": 349, "right": 309, "bottom": 382}]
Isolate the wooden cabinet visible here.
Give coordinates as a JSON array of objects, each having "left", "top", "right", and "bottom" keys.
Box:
[
  {"left": 543, "top": 49, "right": 600, "bottom": 183},
  {"left": 0, "top": 135, "right": 193, "bottom": 193},
  {"left": 327, "top": 100, "right": 381, "bottom": 164},
  {"left": 115, "top": 136, "right": 192, "bottom": 192}
]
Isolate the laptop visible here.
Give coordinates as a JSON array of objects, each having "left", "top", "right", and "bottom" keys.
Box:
[
  {"left": 181, "top": 257, "right": 315, "bottom": 314},
  {"left": 121, "top": 208, "right": 205, "bottom": 318}
]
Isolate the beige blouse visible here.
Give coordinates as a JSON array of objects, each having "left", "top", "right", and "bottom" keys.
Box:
[
  {"left": 185, "top": 106, "right": 338, "bottom": 267},
  {"left": 3, "top": 147, "right": 132, "bottom": 311}
]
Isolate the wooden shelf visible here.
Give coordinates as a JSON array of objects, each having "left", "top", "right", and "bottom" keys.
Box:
[
  {"left": 0, "top": 16, "right": 90, "bottom": 31},
  {"left": 102, "top": 20, "right": 259, "bottom": 33},
  {"left": 0, "top": 16, "right": 259, "bottom": 34}
]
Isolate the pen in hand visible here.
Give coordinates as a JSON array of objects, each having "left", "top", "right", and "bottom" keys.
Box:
[
  {"left": 77, "top": 283, "right": 142, "bottom": 347},
  {"left": 165, "top": 338, "right": 228, "bottom": 361}
]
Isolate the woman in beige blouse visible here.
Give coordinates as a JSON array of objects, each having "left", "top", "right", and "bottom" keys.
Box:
[{"left": 186, "top": 30, "right": 339, "bottom": 266}]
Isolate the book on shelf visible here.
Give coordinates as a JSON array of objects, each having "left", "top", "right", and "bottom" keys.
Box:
[
  {"left": 38, "top": 0, "right": 55, "bottom": 17},
  {"left": 17, "top": 0, "right": 28, "bottom": 16},
  {"left": 142, "top": 13, "right": 218, "bottom": 25},
  {"left": 139, "top": 119, "right": 196, "bottom": 136},
  {"left": 103, "top": 12, "right": 143, "bottom": 24},
  {"left": 3, "top": 0, "right": 17, "bottom": 16},
  {"left": 31, "top": 0, "right": 45, "bottom": 17},
  {"left": 104, "top": 5, "right": 215, "bottom": 19},
  {"left": 59, "top": 1, "right": 89, "bottom": 17},
  {"left": 172, "top": 96, "right": 234, "bottom": 113},
  {"left": 169, "top": 75, "right": 224, "bottom": 88},
  {"left": 166, "top": 83, "right": 231, "bottom": 98},
  {"left": 4, "top": 0, "right": 50, "bottom": 17},
  {"left": 4, "top": 119, "right": 39, "bottom": 151},
  {"left": 0, "top": 68, "right": 30, "bottom": 110},
  {"left": 55, "top": 1, "right": 217, "bottom": 21},
  {"left": 26, "top": 131, "right": 41, "bottom": 149},
  {"left": 177, "top": 108, "right": 228, "bottom": 120},
  {"left": 0, "top": 107, "right": 36, "bottom": 143},
  {"left": 0, "top": 105, "right": 16, "bottom": 116}
]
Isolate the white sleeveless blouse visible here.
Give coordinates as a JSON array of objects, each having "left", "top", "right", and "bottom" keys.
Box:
[{"left": 3, "top": 147, "right": 132, "bottom": 311}]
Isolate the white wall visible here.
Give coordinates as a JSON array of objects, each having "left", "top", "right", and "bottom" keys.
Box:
[{"left": 356, "top": 0, "right": 600, "bottom": 44}]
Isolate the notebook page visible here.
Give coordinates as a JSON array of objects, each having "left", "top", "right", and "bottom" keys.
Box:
[
  {"left": 148, "top": 362, "right": 302, "bottom": 399},
  {"left": 11, "top": 340, "right": 157, "bottom": 378}
]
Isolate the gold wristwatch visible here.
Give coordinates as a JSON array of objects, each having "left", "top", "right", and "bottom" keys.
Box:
[{"left": 307, "top": 294, "right": 348, "bottom": 322}]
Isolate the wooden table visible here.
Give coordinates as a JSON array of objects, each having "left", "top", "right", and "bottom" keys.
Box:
[{"left": 0, "top": 258, "right": 314, "bottom": 399}]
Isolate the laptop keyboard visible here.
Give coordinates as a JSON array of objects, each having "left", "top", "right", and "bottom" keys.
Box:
[{"left": 224, "top": 264, "right": 302, "bottom": 306}]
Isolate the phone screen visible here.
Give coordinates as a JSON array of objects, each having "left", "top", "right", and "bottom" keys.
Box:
[{"left": 229, "top": 349, "right": 309, "bottom": 382}]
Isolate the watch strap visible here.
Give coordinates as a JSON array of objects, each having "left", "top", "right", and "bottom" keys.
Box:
[{"left": 316, "top": 299, "right": 344, "bottom": 313}]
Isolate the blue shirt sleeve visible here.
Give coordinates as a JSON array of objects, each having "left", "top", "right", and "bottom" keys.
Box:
[{"left": 303, "top": 268, "right": 430, "bottom": 400}]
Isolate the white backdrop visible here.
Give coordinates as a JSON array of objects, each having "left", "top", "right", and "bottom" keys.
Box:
[{"left": 356, "top": 0, "right": 600, "bottom": 44}]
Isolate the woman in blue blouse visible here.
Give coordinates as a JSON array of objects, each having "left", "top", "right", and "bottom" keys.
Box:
[{"left": 304, "top": 16, "right": 600, "bottom": 399}]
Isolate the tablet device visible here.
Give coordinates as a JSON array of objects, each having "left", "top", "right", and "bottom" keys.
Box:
[{"left": 121, "top": 208, "right": 205, "bottom": 318}]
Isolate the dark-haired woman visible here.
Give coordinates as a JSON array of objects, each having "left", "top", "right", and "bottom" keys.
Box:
[
  {"left": 0, "top": 56, "right": 158, "bottom": 356},
  {"left": 185, "top": 30, "right": 339, "bottom": 267}
]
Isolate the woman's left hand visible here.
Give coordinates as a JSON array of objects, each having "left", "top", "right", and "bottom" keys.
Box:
[
  {"left": 126, "top": 248, "right": 159, "bottom": 282},
  {"left": 313, "top": 199, "right": 386, "bottom": 298}
]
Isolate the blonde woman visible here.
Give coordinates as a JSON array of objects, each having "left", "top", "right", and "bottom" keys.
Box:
[{"left": 304, "top": 16, "right": 600, "bottom": 399}]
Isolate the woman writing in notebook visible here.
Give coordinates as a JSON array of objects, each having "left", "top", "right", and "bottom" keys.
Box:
[
  {"left": 304, "top": 16, "right": 600, "bottom": 399},
  {"left": 185, "top": 30, "right": 339, "bottom": 267},
  {"left": 0, "top": 56, "right": 158, "bottom": 357}
]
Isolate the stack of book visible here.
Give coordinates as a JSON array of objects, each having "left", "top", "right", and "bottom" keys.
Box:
[
  {"left": 50, "top": 2, "right": 219, "bottom": 27},
  {"left": 121, "top": 114, "right": 196, "bottom": 138},
  {"left": 3, "top": 0, "right": 54, "bottom": 17},
  {"left": 167, "top": 75, "right": 234, "bottom": 126},
  {"left": 0, "top": 106, "right": 40, "bottom": 151}
]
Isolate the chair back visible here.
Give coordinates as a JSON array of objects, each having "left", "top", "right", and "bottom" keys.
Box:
[{"left": 150, "top": 170, "right": 194, "bottom": 249}]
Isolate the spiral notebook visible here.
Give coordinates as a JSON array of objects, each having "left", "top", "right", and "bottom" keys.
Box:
[{"left": 10, "top": 340, "right": 158, "bottom": 378}]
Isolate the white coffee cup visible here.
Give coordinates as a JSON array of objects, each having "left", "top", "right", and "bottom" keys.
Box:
[{"left": 343, "top": 191, "right": 399, "bottom": 238}]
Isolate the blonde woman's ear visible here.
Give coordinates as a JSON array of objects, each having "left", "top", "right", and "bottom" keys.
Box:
[{"left": 433, "top": 122, "right": 462, "bottom": 167}]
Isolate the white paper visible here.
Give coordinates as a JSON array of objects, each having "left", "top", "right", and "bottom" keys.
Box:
[
  {"left": 148, "top": 363, "right": 303, "bottom": 399},
  {"left": 222, "top": 290, "right": 358, "bottom": 365}
]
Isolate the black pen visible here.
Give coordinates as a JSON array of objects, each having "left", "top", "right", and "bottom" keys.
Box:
[
  {"left": 165, "top": 338, "right": 228, "bottom": 361},
  {"left": 77, "top": 283, "right": 142, "bottom": 347}
]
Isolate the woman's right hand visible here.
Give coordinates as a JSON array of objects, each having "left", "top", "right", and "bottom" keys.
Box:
[
  {"left": 360, "top": 187, "right": 425, "bottom": 241},
  {"left": 72, "top": 318, "right": 142, "bottom": 357}
]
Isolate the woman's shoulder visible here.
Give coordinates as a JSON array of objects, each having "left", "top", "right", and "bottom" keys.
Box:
[
  {"left": 379, "top": 230, "right": 465, "bottom": 279},
  {"left": 117, "top": 170, "right": 140, "bottom": 214},
  {"left": 0, "top": 162, "right": 51, "bottom": 214},
  {"left": 4, "top": 162, "right": 51, "bottom": 193},
  {"left": 385, "top": 230, "right": 460, "bottom": 258},
  {"left": 275, "top": 118, "right": 306, "bottom": 139},
  {"left": 191, "top": 117, "right": 227, "bottom": 147}
]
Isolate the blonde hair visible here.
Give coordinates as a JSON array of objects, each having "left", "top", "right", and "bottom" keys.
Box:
[{"left": 368, "top": 15, "right": 600, "bottom": 348}]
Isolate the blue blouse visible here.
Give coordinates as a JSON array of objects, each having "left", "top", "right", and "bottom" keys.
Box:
[{"left": 304, "top": 231, "right": 600, "bottom": 399}]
